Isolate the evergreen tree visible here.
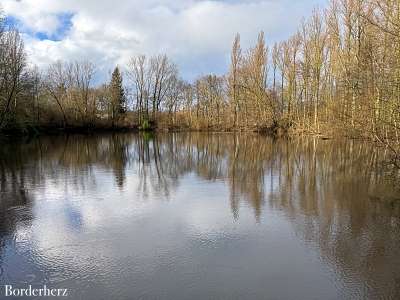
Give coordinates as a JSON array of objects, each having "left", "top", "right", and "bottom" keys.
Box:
[{"left": 109, "top": 66, "right": 126, "bottom": 125}]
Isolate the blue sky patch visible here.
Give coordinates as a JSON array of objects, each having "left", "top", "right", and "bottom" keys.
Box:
[
  {"left": 4, "top": 12, "right": 74, "bottom": 41},
  {"left": 34, "top": 12, "right": 74, "bottom": 41},
  {"left": 4, "top": 15, "right": 20, "bottom": 28},
  {"left": 53, "top": 12, "right": 74, "bottom": 40}
]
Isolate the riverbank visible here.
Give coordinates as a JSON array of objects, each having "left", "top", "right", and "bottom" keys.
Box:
[
  {"left": 0, "top": 124, "right": 140, "bottom": 137},
  {"left": 0, "top": 120, "right": 394, "bottom": 141}
]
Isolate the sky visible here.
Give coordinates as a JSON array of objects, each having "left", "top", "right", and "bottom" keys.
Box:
[{"left": 2, "top": 0, "right": 328, "bottom": 82}]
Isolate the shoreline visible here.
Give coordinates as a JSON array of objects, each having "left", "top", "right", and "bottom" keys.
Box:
[{"left": 0, "top": 124, "right": 383, "bottom": 142}]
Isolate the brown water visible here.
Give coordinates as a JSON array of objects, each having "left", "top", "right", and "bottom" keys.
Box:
[{"left": 0, "top": 133, "right": 399, "bottom": 299}]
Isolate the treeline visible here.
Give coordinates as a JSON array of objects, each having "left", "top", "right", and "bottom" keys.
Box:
[{"left": 0, "top": 1, "right": 399, "bottom": 150}]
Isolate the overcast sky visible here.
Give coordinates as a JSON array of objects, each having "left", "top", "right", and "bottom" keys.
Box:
[{"left": 3, "top": 0, "right": 328, "bottom": 81}]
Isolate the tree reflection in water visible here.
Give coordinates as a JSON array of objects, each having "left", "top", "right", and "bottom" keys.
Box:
[{"left": 0, "top": 133, "right": 399, "bottom": 298}]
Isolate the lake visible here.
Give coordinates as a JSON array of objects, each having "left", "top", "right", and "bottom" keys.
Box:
[{"left": 0, "top": 133, "right": 399, "bottom": 299}]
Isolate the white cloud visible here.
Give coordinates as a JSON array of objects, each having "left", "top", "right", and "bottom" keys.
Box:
[{"left": 2, "top": 0, "right": 328, "bottom": 81}]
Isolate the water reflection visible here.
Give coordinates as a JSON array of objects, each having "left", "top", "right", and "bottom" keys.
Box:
[{"left": 0, "top": 133, "right": 399, "bottom": 299}]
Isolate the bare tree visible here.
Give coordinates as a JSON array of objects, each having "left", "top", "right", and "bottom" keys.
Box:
[
  {"left": 150, "top": 55, "right": 177, "bottom": 120},
  {"left": 69, "top": 61, "right": 95, "bottom": 125},
  {"left": 44, "top": 61, "right": 71, "bottom": 128},
  {"left": 128, "top": 55, "right": 151, "bottom": 125},
  {"left": 0, "top": 28, "right": 26, "bottom": 128},
  {"left": 228, "top": 33, "right": 242, "bottom": 128}
]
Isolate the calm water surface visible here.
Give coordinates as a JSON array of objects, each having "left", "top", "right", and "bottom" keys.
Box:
[{"left": 0, "top": 133, "right": 399, "bottom": 299}]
